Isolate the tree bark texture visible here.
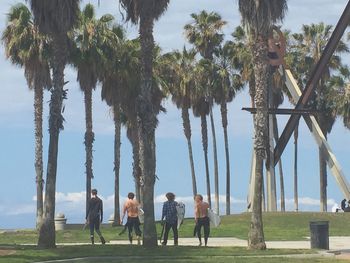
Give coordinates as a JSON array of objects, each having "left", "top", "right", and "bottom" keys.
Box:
[
  {"left": 34, "top": 81, "right": 44, "bottom": 229},
  {"left": 221, "top": 102, "right": 231, "bottom": 215},
  {"left": 294, "top": 125, "right": 299, "bottom": 212},
  {"left": 201, "top": 114, "right": 211, "bottom": 208},
  {"left": 210, "top": 108, "right": 219, "bottom": 215},
  {"left": 138, "top": 12, "right": 158, "bottom": 247},
  {"left": 273, "top": 115, "right": 285, "bottom": 212},
  {"left": 248, "top": 37, "right": 267, "bottom": 250},
  {"left": 84, "top": 87, "right": 94, "bottom": 217},
  {"left": 38, "top": 34, "right": 67, "bottom": 248},
  {"left": 319, "top": 145, "right": 328, "bottom": 212},
  {"left": 182, "top": 107, "right": 197, "bottom": 197},
  {"left": 113, "top": 105, "right": 121, "bottom": 225}
]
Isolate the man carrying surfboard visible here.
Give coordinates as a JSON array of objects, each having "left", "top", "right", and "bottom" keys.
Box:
[
  {"left": 194, "top": 194, "right": 210, "bottom": 246},
  {"left": 161, "top": 192, "right": 178, "bottom": 246}
]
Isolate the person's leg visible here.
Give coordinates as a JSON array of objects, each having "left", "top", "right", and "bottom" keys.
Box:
[
  {"left": 89, "top": 219, "right": 95, "bottom": 245},
  {"left": 172, "top": 222, "right": 178, "bottom": 245},
  {"left": 134, "top": 218, "right": 142, "bottom": 245},
  {"left": 197, "top": 219, "right": 203, "bottom": 246},
  {"left": 95, "top": 219, "right": 105, "bottom": 244},
  {"left": 204, "top": 217, "right": 210, "bottom": 246},
  {"left": 162, "top": 222, "right": 171, "bottom": 245},
  {"left": 127, "top": 217, "right": 133, "bottom": 244}
]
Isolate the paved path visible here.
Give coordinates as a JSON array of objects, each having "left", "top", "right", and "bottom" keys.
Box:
[
  {"left": 20, "top": 237, "right": 350, "bottom": 261},
  {"left": 108, "top": 236, "right": 350, "bottom": 250}
]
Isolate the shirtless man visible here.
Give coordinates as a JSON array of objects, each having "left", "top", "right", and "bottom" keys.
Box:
[
  {"left": 194, "top": 194, "right": 210, "bottom": 246},
  {"left": 121, "top": 192, "right": 142, "bottom": 244}
]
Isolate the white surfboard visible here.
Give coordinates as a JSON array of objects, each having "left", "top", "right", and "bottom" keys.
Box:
[
  {"left": 176, "top": 202, "right": 185, "bottom": 229},
  {"left": 207, "top": 208, "right": 221, "bottom": 227},
  {"left": 138, "top": 208, "right": 144, "bottom": 224}
]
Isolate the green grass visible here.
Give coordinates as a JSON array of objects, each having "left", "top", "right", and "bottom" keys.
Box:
[
  {"left": 0, "top": 245, "right": 338, "bottom": 263},
  {"left": 1, "top": 212, "right": 350, "bottom": 245}
]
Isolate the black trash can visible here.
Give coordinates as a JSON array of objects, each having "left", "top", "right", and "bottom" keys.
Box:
[{"left": 309, "top": 221, "right": 329, "bottom": 250}]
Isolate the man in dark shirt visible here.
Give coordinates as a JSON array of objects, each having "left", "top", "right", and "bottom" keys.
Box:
[
  {"left": 86, "top": 189, "right": 105, "bottom": 245},
  {"left": 161, "top": 192, "right": 178, "bottom": 246}
]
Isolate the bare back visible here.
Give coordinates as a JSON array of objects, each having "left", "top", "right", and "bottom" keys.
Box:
[{"left": 123, "top": 199, "right": 140, "bottom": 218}]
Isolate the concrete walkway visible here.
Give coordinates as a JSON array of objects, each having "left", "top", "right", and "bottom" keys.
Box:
[{"left": 107, "top": 236, "right": 350, "bottom": 250}]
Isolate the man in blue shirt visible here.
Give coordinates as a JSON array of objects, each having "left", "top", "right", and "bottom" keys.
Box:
[{"left": 161, "top": 192, "right": 178, "bottom": 245}]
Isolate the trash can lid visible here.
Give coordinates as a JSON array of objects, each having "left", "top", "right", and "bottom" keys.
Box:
[{"left": 309, "top": 221, "right": 329, "bottom": 225}]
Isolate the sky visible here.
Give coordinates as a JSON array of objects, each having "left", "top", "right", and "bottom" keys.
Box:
[{"left": 1, "top": 0, "right": 350, "bottom": 229}]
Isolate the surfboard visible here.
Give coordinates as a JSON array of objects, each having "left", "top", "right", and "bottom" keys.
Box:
[
  {"left": 207, "top": 208, "right": 221, "bottom": 227},
  {"left": 176, "top": 202, "right": 185, "bottom": 229},
  {"left": 138, "top": 208, "right": 144, "bottom": 224}
]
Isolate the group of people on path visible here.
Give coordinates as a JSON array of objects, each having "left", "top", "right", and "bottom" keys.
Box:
[
  {"left": 160, "top": 192, "right": 210, "bottom": 246},
  {"left": 85, "top": 189, "right": 212, "bottom": 246}
]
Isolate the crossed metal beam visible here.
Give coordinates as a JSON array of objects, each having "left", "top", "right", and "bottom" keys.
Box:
[{"left": 273, "top": 0, "right": 350, "bottom": 166}]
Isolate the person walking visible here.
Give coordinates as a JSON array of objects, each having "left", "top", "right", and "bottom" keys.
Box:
[
  {"left": 161, "top": 192, "right": 178, "bottom": 246},
  {"left": 121, "top": 192, "right": 142, "bottom": 244},
  {"left": 86, "top": 189, "right": 106, "bottom": 245},
  {"left": 194, "top": 194, "right": 210, "bottom": 246}
]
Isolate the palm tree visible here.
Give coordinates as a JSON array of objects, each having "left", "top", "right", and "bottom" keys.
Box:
[
  {"left": 2, "top": 3, "right": 51, "bottom": 228},
  {"left": 119, "top": 0, "right": 170, "bottom": 247},
  {"left": 161, "top": 47, "right": 198, "bottom": 197},
  {"left": 71, "top": 3, "right": 115, "bottom": 220},
  {"left": 184, "top": 10, "right": 226, "bottom": 215},
  {"left": 288, "top": 23, "right": 349, "bottom": 211},
  {"left": 28, "top": 0, "right": 80, "bottom": 248},
  {"left": 191, "top": 71, "right": 211, "bottom": 207},
  {"left": 328, "top": 67, "right": 350, "bottom": 129},
  {"left": 238, "top": 0, "right": 288, "bottom": 250},
  {"left": 98, "top": 25, "right": 129, "bottom": 225},
  {"left": 212, "top": 41, "right": 244, "bottom": 215}
]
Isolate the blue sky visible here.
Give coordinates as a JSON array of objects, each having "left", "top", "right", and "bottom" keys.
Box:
[{"left": 1, "top": 0, "right": 350, "bottom": 228}]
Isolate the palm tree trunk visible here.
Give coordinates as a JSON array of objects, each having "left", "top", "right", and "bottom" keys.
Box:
[
  {"left": 138, "top": 12, "right": 157, "bottom": 247},
  {"left": 182, "top": 107, "right": 197, "bottom": 197},
  {"left": 209, "top": 107, "right": 219, "bottom": 215},
  {"left": 320, "top": 143, "right": 327, "bottom": 212},
  {"left": 248, "top": 37, "right": 267, "bottom": 250},
  {"left": 201, "top": 114, "right": 211, "bottom": 208},
  {"left": 34, "top": 81, "right": 44, "bottom": 229},
  {"left": 273, "top": 115, "right": 285, "bottom": 212},
  {"left": 221, "top": 102, "right": 231, "bottom": 215},
  {"left": 113, "top": 105, "right": 121, "bottom": 226},
  {"left": 131, "top": 120, "right": 142, "bottom": 203},
  {"left": 38, "top": 34, "right": 67, "bottom": 248},
  {"left": 294, "top": 125, "right": 299, "bottom": 212},
  {"left": 84, "top": 87, "right": 94, "bottom": 217},
  {"left": 318, "top": 115, "right": 327, "bottom": 212}
]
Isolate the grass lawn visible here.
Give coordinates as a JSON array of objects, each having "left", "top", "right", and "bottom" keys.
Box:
[
  {"left": 1, "top": 212, "right": 350, "bottom": 245},
  {"left": 0, "top": 245, "right": 344, "bottom": 263}
]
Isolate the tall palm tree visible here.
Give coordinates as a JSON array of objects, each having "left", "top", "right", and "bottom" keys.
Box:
[
  {"left": 28, "top": 0, "right": 80, "bottom": 248},
  {"left": 184, "top": 10, "right": 226, "bottom": 215},
  {"left": 99, "top": 25, "right": 129, "bottom": 225},
  {"left": 191, "top": 72, "right": 211, "bottom": 207},
  {"left": 238, "top": 0, "right": 288, "bottom": 250},
  {"left": 119, "top": 0, "right": 170, "bottom": 247},
  {"left": 288, "top": 23, "right": 349, "bottom": 211},
  {"left": 2, "top": 3, "right": 51, "bottom": 228},
  {"left": 212, "top": 41, "right": 244, "bottom": 215},
  {"left": 161, "top": 47, "right": 198, "bottom": 197},
  {"left": 71, "top": 3, "right": 115, "bottom": 219}
]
